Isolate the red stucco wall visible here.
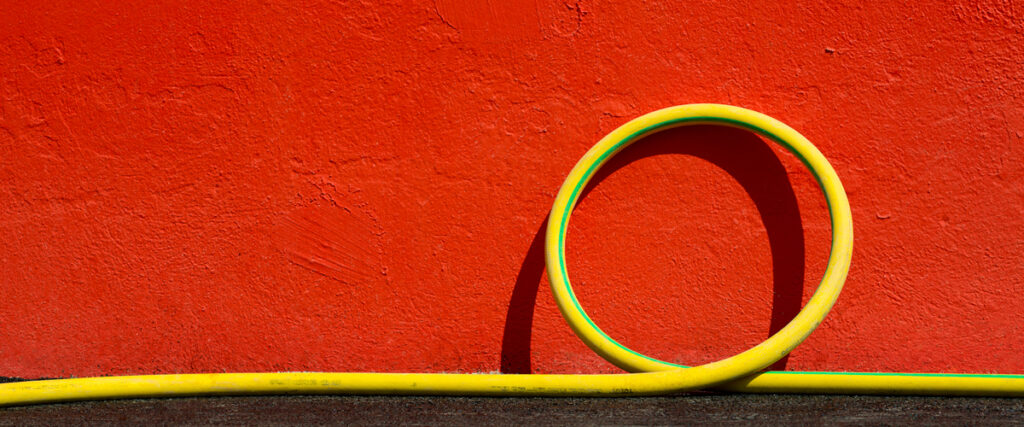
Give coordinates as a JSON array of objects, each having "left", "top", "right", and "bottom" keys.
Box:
[{"left": 1, "top": 1, "right": 1022, "bottom": 379}]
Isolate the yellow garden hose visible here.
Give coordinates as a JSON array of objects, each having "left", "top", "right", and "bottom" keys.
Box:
[{"left": 1, "top": 104, "right": 1021, "bottom": 407}]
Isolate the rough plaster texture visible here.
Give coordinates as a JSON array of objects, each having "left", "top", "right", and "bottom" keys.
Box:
[{"left": 0, "top": 1, "right": 1022, "bottom": 379}]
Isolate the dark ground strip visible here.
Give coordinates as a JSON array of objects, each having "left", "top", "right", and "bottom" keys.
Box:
[{"left": 2, "top": 394, "right": 1022, "bottom": 425}]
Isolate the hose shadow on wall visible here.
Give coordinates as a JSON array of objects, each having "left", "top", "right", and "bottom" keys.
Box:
[{"left": 500, "top": 125, "right": 806, "bottom": 374}]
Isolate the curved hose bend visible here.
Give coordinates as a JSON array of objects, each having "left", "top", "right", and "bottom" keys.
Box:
[{"left": 2, "top": 104, "right": 1022, "bottom": 407}]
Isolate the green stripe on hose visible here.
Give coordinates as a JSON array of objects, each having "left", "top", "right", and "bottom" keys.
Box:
[{"left": 554, "top": 115, "right": 834, "bottom": 370}]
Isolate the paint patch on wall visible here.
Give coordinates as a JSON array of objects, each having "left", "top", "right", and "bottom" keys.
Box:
[
  {"left": 275, "top": 205, "right": 385, "bottom": 286},
  {"left": 434, "top": 0, "right": 582, "bottom": 40}
]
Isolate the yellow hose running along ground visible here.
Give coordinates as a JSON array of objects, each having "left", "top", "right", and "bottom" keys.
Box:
[{"left": 2, "top": 104, "right": 1022, "bottom": 407}]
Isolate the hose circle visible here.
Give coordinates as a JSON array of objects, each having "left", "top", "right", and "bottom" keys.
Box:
[{"left": 544, "top": 104, "right": 853, "bottom": 389}]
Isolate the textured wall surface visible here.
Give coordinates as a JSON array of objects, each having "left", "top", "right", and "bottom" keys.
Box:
[{"left": 1, "top": 1, "right": 1022, "bottom": 379}]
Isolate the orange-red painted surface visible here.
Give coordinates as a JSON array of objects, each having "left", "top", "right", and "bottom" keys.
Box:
[{"left": 1, "top": 1, "right": 1022, "bottom": 380}]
